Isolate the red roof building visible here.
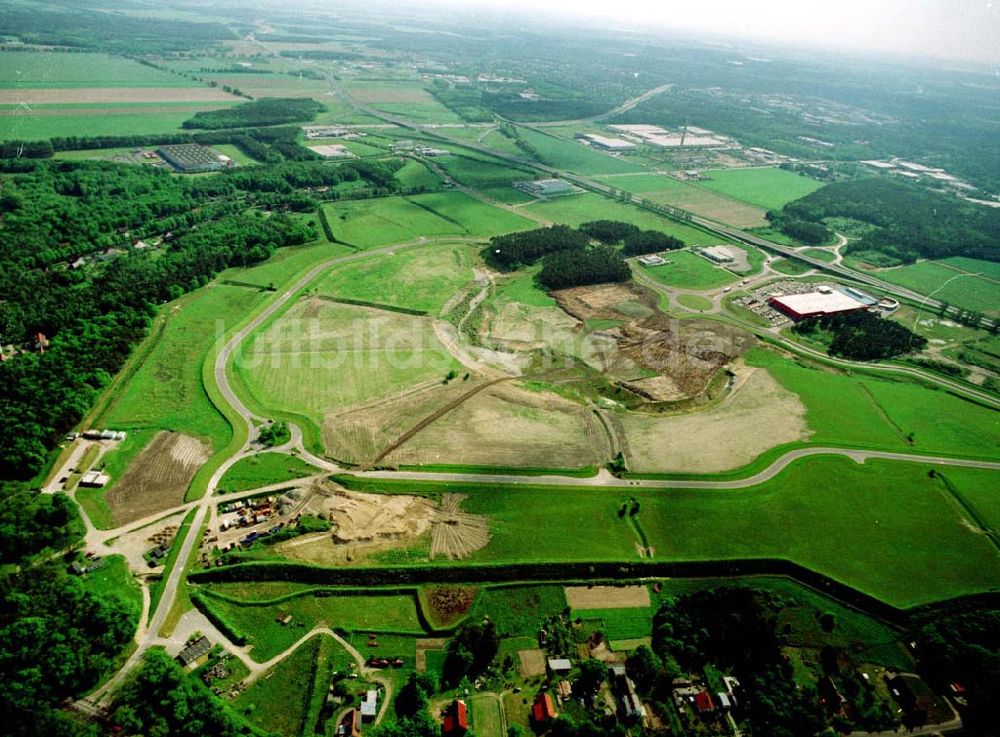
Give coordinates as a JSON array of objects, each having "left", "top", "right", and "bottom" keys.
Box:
[
  {"left": 694, "top": 691, "right": 715, "bottom": 714},
  {"left": 532, "top": 692, "right": 558, "bottom": 724},
  {"left": 443, "top": 700, "right": 469, "bottom": 736}
]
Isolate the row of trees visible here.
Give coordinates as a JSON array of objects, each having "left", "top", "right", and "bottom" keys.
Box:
[
  {"left": 537, "top": 245, "right": 630, "bottom": 289},
  {"left": 482, "top": 225, "right": 590, "bottom": 271},
  {"left": 182, "top": 97, "right": 325, "bottom": 130}
]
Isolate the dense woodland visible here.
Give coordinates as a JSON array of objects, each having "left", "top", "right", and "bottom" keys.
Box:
[
  {"left": 182, "top": 98, "right": 326, "bottom": 130},
  {"left": 0, "top": 157, "right": 400, "bottom": 479},
  {"left": 780, "top": 178, "right": 1000, "bottom": 263},
  {"left": 792, "top": 310, "right": 927, "bottom": 360}
]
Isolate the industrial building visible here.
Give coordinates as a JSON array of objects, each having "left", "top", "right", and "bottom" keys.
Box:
[
  {"left": 79, "top": 471, "right": 110, "bottom": 488},
  {"left": 308, "top": 144, "right": 356, "bottom": 158},
  {"left": 699, "top": 245, "right": 735, "bottom": 264},
  {"left": 514, "top": 178, "right": 575, "bottom": 197},
  {"left": 580, "top": 133, "right": 636, "bottom": 152},
  {"left": 768, "top": 287, "right": 868, "bottom": 320},
  {"left": 156, "top": 144, "right": 231, "bottom": 173},
  {"left": 608, "top": 124, "right": 729, "bottom": 148}
]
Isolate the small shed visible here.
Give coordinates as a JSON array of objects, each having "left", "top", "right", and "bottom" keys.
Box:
[
  {"left": 548, "top": 658, "right": 572, "bottom": 674},
  {"left": 360, "top": 689, "right": 378, "bottom": 721}
]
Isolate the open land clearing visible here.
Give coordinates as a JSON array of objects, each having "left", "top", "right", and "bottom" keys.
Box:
[
  {"left": 316, "top": 243, "right": 476, "bottom": 313},
  {"left": 565, "top": 585, "right": 650, "bottom": 609},
  {"left": 523, "top": 192, "right": 725, "bottom": 245},
  {"left": 638, "top": 249, "right": 741, "bottom": 290},
  {"left": 518, "top": 649, "right": 547, "bottom": 678},
  {"left": 384, "top": 382, "right": 610, "bottom": 469},
  {"left": 273, "top": 482, "right": 489, "bottom": 564},
  {"left": 322, "top": 192, "right": 533, "bottom": 248},
  {"left": 697, "top": 167, "right": 825, "bottom": 210},
  {"left": 621, "top": 367, "right": 811, "bottom": 473},
  {"left": 105, "top": 431, "right": 210, "bottom": 525},
  {"left": 639, "top": 183, "right": 769, "bottom": 228},
  {"left": 873, "top": 259, "right": 1000, "bottom": 317},
  {"left": 234, "top": 298, "right": 462, "bottom": 425}
]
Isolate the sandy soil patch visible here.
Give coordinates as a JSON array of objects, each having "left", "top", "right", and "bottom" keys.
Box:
[
  {"left": 385, "top": 382, "right": 610, "bottom": 469},
  {"left": 518, "top": 649, "right": 547, "bottom": 678},
  {"left": 277, "top": 482, "right": 489, "bottom": 563},
  {"left": 621, "top": 367, "right": 811, "bottom": 473},
  {"left": 106, "top": 432, "right": 210, "bottom": 526},
  {"left": 0, "top": 87, "right": 237, "bottom": 104},
  {"left": 565, "top": 585, "right": 650, "bottom": 610}
]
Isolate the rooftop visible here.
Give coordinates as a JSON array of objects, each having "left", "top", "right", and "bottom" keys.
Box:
[{"left": 770, "top": 291, "right": 867, "bottom": 317}]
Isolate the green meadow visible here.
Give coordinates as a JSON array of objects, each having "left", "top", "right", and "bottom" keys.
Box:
[
  {"left": 698, "top": 167, "right": 825, "bottom": 210},
  {"left": 0, "top": 51, "right": 199, "bottom": 87},
  {"left": 322, "top": 192, "right": 533, "bottom": 248},
  {"left": 217, "top": 453, "right": 323, "bottom": 493},
  {"left": 517, "top": 128, "right": 647, "bottom": 175},
  {"left": 875, "top": 260, "right": 999, "bottom": 317},
  {"left": 639, "top": 249, "right": 739, "bottom": 290},
  {"left": 523, "top": 192, "right": 724, "bottom": 245}
]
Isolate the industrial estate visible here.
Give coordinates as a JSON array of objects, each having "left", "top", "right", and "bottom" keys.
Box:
[{"left": 0, "top": 3, "right": 997, "bottom": 737}]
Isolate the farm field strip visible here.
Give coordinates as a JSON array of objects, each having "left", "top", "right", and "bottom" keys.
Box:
[{"left": 697, "top": 167, "right": 826, "bottom": 210}]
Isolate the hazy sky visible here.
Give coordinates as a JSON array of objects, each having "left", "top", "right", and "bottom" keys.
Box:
[{"left": 445, "top": 0, "right": 1000, "bottom": 65}]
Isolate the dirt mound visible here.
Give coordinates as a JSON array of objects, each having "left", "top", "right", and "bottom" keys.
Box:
[
  {"left": 554, "top": 283, "right": 754, "bottom": 401},
  {"left": 106, "top": 431, "right": 210, "bottom": 525},
  {"left": 430, "top": 494, "right": 490, "bottom": 560},
  {"left": 303, "top": 484, "right": 489, "bottom": 561}
]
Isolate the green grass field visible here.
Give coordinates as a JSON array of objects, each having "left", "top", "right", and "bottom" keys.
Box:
[
  {"left": 639, "top": 249, "right": 739, "bottom": 290},
  {"left": 0, "top": 106, "right": 237, "bottom": 142},
  {"left": 322, "top": 192, "right": 533, "bottom": 248},
  {"left": 0, "top": 51, "right": 199, "bottom": 87},
  {"left": 395, "top": 159, "right": 443, "bottom": 190},
  {"left": 802, "top": 248, "right": 837, "bottom": 263},
  {"left": 698, "top": 167, "right": 825, "bottom": 210},
  {"left": 493, "top": 267, "right": 557, "bottom": 308},
  {"left": 748, "top": 347, "right": 1000, "bottom": 458},
  {"left": 676, "top": 293, "right": 714, "bottom": 310},
  {"left": 591, "top": 173, "right": 688, "bottom": 192},
  {"left": 217, "top": 453, "right": 323, "bottom": 493},
  {"left": 517, "top": 128, "right": 647, "bottom": 176},
  {"left": 232, "top": 298, "right": 461, "bottom": 426},
  {"left": 940, "top": 256, "right": 1000, "bottom": 281},
  {"left": 573, "top": 607, "right": 653, "bottom": 640},
  {"left": 316, "top": 242, "right": 475, "bottom": 313},
  {"left": 234, "top": 637, "right": 318, "bottom": 735},
  {"left": 770, "top": 257, "right": 813, "bottom": 275},
  {"left": 470, "top": 694, "right": 505, "bottom": 737},
  {"left": 198, "top": 588, "right": 425, "bottom": 662},
  {"left": 345, "top": 456, "right": 1000, "bottom": 607},
  {"left": 98, "top": 285, "right": 267, "bottom": 453},
  {"left": 523, "top": 193, "right": 724, "bottom": 245},
  {"left": 79, "top": 554, "right": 143, "bottom": 624},
  {"left": 875, "top": 260, "right": 999, "bottom": 317},
  {"left": 468, "top": 586, "right": 567, "bottom": 637}
]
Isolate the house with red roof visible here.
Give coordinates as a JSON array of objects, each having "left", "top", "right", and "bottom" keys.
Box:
[
  {"left": 443, "top": 699, "right": 469, "bottom": 736},
  {"left": 532, "top": 692, "right": 558, "bottom": 724},
  {"left": 694, "top": 690, "right": 715, "bottom": 714}
]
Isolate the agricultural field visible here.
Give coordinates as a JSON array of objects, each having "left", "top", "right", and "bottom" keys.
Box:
[
  {"left": 470, "top": 694, "right": 505, "bottom": 737},
  {"left": 342, "top": 79, "right": 464, "bottom": 122},
  {"left": 638, "top": 249, "right": 740, "bottom": 290},
  {"left": 632, "top": 179, "right": 770, "bottom": 227},
  {"left": 216, "top": 453, "right": 323, "bottom": 493},
  {"left": 104, "top": 431, "right": 209, "bottom": 525},
  {"left": 394, "top": 159, "right": 443, "bottom": 190},
  {"left": 522, "top": 193, "right": 725, "bottom": 245},
  {"left": 316, "top": 243, "right": 475, "bottom": 313},
  {"left": 874, "top": 259, "right": 999, "bottom": 317},
  {"left": 321, "top": 192, "right": 532, "bottom": 248},
  {"left": 697, "top": 167, "right": 826, "bottom": 210},
  {"left": 0, "top": 50, "right": 240, "bottom": 140}
]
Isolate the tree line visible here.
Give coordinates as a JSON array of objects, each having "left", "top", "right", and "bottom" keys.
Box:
[
  {"left": 181, "top": 97, "right": 326, "bottom": 130},
  {"left": 792, "top": 310, "right": 927, "bottom": 360},
  {"left": 779, "top": 178, "right": 1000, "bottom": 263}
]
